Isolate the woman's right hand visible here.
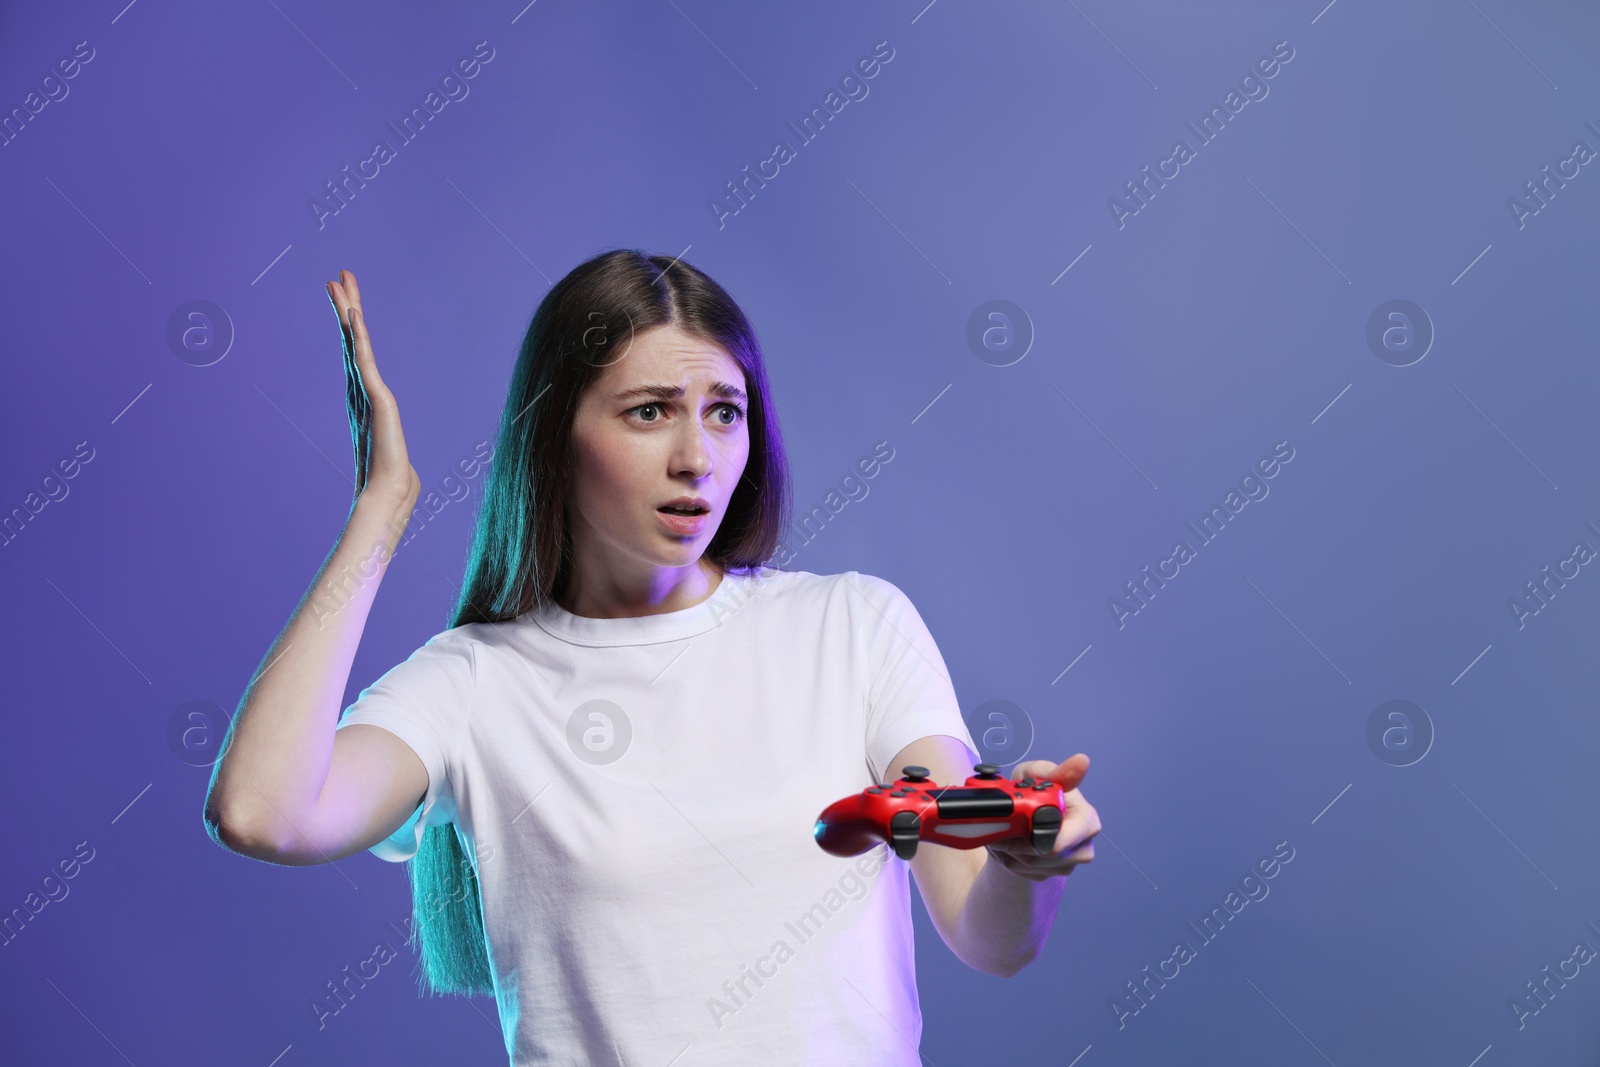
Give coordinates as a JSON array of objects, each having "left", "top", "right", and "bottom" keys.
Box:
[{"left": 326, "top": 270, "right": 421, "bottom": 516}]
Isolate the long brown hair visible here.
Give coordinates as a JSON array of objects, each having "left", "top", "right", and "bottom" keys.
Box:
[{"left": 408, "top": 248, "right": 793, "bottom": 995}]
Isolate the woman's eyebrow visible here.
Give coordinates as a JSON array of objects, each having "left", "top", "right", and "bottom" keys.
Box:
[{"left": 611, "top": 381, "right": 748, "bottom": 404}]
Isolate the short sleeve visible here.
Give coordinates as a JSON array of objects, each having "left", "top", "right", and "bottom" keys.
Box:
[
  {"left": 335, "top": 630, "right": 476, "bottom": 862},
  {"left": 846, "top": 572, "right": 978, "bottom": 783}
]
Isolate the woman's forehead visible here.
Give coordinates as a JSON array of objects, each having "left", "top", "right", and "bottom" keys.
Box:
[{"left": 605, "top": 326, "right": 740, "bottom": 382}]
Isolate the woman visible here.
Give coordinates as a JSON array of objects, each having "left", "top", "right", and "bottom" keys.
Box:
[{"left": 204, "top": 249, "right": 1100, "bottom": 1065}]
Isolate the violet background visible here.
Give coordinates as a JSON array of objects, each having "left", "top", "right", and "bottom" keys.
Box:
[{"left": 2, "top": 0, "right": 1598, "bottom": 1064}]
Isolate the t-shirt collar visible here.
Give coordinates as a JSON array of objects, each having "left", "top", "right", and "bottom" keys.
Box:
[{"left": 523, "top": 568, "right": 761, "bottom": 646}]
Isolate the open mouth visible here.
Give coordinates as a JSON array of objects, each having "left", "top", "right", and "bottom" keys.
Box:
[{"left": 658, "top": 505, "right": 707, "bottom": 515}]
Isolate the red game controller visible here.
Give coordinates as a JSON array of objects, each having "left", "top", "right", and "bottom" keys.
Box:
[{"left": 813, "top": 763, "right": 1066, "bottom": 861}]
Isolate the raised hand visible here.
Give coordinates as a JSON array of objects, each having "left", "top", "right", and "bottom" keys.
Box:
[{"left": 325, "top": 270, "right": 421, "bottom": 512}]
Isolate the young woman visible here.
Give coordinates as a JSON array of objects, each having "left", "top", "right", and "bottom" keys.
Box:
[{"left": 204, "top": 250, "right": 1100, "bottom": 1065}]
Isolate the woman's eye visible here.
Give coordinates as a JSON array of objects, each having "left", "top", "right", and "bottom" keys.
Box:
[
  {"left": 629, "top": 403, "right": 681, "bottom": 423},
  {"left": 628, "top": 402, "right": 745, "bottom": 425}
]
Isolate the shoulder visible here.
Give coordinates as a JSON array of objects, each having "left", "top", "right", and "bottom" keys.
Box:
[
  {"left": 755, "top": 568, "right": 921, "bottom": 631},
  {"left": 422, "top": 621, "right": 489, "bottom": 650},
  {"left": 828, "top": 572, "right": 947, "bottom": 651},
  {"left": 735, "top": 566, "right": 906, "bottom": 607},
  {"left": 832, "top": 570, "right": 916, "bottom": 615},
  {"left": 375, "top": 625, "right": 480, "bottom": 682},
  {"left": 395, "top": 619, "right": 501, "bottom": 671}
]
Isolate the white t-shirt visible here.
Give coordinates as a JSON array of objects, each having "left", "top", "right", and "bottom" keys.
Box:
[{"left": 335, "top": 566, "right": 978, "bottom": 1066}]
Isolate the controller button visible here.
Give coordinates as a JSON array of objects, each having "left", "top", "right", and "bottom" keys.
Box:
[
  {"left": 900, "top": 765, "right": 930, "bottom": 783},
  {"left": 973, "top": 763, "right": 1001, "bottom": 780},
  {"left": 867, "top": 787, "right": 882, "bottom": 794}
]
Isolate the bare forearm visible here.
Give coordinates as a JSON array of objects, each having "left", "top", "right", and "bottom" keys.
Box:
[
  {"left": 205, "top": 493, "right": 411, "bottom": 842},
  {"left": 953, "top": 852, "right": 1068, "bottom": 977}
]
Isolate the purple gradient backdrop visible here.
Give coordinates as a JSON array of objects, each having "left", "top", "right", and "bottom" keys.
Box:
[{"left": 3, "top": 1, "right": 1599, "bottom": 1064}]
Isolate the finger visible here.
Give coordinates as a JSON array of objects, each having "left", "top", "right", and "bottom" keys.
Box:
[
  {"left": 330, "top": 282, "right": 360, "bottom": 394},
  {"left": 349, "top": 306, "right": 410, "bottom": 459},
  {"left": 324, "top": 276, "right": 383, "bottom": 497},
  {"left": 342, "top": 269, "right": 364, "bottom": 316},
  {"left": 1003, "top": 833, "right": 1096, "bottom": 864},
  {"left": 1047, "top": 754, "right": 1090, "bottom": 792},
  {"left": 327, "top": 280, "right": 349, "bottom": 327},
  {"left": 1051, "top": 811, "right": 1101, "bottom": 856},
  {"left": 331, "top": 285, "right": 359, "bottom": 374},
  {"left": 988, "top": 844, "right": 1088, "bottom": 880},
  {"left": 332, "top": 281, "right": 361, "bottom": 393},
  {"left": 1011, "top": 759, "right": 1059, "bottom": 782},
  {"left": 348, "top": 307, "right": 387, "bottom": 393},
  {"left": 986, "top": 837, "right": 1029, "bottom": 858},
  {"left": 330, "top": 276, "right": 355, "bottom": 320},
  {"left": 1012, "top": 754, "right": 1091, "bottom": 791}
]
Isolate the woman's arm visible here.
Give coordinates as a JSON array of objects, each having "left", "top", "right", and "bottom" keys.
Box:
[
  {"left": 890, "top": 735, "right": 1099, "bottom": 977},
  {"left": 205, "top": 494, "right": 420, "bottom": 859},
  {"left": 203, "top": 271, "right": 425, "bottom": 862}
]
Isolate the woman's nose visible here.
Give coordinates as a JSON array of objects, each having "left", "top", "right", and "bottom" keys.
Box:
[{"left": 672, "top": 423, "right": 714, "bottom": 476}]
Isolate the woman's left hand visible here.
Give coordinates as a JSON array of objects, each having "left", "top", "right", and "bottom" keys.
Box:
[{"left": 984, "top": 754, "right": 1100, "bottom": 882}]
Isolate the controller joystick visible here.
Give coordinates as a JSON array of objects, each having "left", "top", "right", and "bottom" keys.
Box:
[{"left": 813, "top": 765, "right": 1067, "bottom": 861}]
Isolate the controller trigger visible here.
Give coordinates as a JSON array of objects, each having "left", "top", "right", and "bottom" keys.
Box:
[
  {"left": 1030, "top": 806, "right": 1062, "bottom": 855},
  {"left": 889, "top": 811, "right": 921, "bottom": 860}
]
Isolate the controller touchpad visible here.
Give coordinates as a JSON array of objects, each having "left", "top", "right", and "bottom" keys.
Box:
[{"left": 931, "top": 788, "right": 1015, "bottom": 819}]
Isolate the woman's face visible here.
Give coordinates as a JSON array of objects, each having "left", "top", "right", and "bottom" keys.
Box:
[{"left": 566, "top": 323, "right": 752, "bottom": 581}]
